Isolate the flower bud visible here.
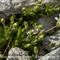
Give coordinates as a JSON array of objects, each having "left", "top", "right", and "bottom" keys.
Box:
[
  {"left": 39, "top": 34, "right": 44, "bottom": 38},
  {"left": 10, "top": 15, "right": 15, "bottom": 21},
  {"left": 22, "top": 7, "right": 26, "bottom": 11},
  {"left": 34, "top": 5, "right": 38, "bottom": 10},
  {"left": 38, "top": 24, "right": 43, "bottom": 29},
  {"left": 56, "top": 20, "right": 60, "bottom": 28},
  {"left": 0, "top": 18, "right": 5, "bottom": 24},
  {"left": 27, "top": 29, "right": 34, "bottom": 35},
  {"left": 38, "top": 34, "right": 44, "bottom": 40},
  {"left": 24, "top": 43, "right": 31, "bottom": 48},
  {"left": 34, "top": 46, "right": 38, "bottom": 54},
  {"left": 13, "top": 22, "right": 18, "bottom": 28}
]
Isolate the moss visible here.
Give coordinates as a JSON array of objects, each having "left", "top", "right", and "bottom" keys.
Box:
[{"left": 0, "top": 1, "right": 60, "bottom": 60}]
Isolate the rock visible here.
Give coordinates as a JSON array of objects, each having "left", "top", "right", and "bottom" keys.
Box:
[
  {"left": 38, "top": 46, "right": 47, "bottom": 56},
  {"left": 0, "top": 0, "right": 38, "bottom": 16},
  {"left": 43, "top": 0, "right": 59, "bottom": 3},
  {"left": 38, "top": 14, "right": 56, "bottom": 30},
  {"left": 6, "top": 47, "right": 30, "bottom": 60},
  {"left": 43, "top": 30, "right": 60, "bottom": 51},
  {"left": 38, "top": 47, "right": 60, "bottom": 60},
  {"left": 0, "top": 0, "right": 60, "bottom": 16}
]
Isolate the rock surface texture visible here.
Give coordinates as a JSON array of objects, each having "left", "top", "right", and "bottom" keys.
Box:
[
  {"left": 43, "top": 30, "right": 60, "bottom": 51},
  {"left": 0, "top": 0, "right": 59, "bottom": 16},
  {"left": 38, "top": 29, "right": 60, "bottom": 56},
  {"left": 38, "top": 14, "right": 56, "bottom": 30},
  {"left": 6, "top": 47, "right": 30, "bottom": 60},
  {"left": 38, "top": 47, "right": 60, "bottom": 60},
  {"left": 0, "top": 0, "right": 38, "bottom": 16}
]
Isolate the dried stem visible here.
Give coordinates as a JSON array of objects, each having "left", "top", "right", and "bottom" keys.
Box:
[
  {"left": 3, "top": 37, "right": 12, "bottom": 54},
  {"left": 45, "top": 26, "right": 57, "bottom": 33}
]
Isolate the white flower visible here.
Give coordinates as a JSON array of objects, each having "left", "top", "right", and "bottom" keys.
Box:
[
  {"left": 22, "top": 7, "right": 26, "bottom": 11},
  {"left": 55, "top": 17, "right": 58, "bottom": 21}
]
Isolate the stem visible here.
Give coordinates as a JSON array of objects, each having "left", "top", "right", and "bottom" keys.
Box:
[
  {"left": 35, "top": 25, "right": 57, "bottom": 35},
  {"left": 3, "top": 36, "right": 12, "bottom": 54},
  {"left": 45, "top": 26, "right": 57, "bottom": 33}
]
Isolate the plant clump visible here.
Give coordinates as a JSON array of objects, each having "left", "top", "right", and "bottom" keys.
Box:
[
  {"left": 0, "top": 0, "right": 60, "bottom": 60},
  {"left": 0, "top": 15, "right": 45, "bottom": 58}
]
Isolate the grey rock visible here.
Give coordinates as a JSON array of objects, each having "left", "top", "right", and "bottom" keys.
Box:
[
  {"left": 43, "top": 30, "right": 60, "bottom": 51},
  {"left": 0, "top": 0, "right": 38, "bottom": 16},
  {"left": 0, "top": 0, "right": 37, "bottom": 16},
  {"left": 6, "top": 47, "right": 30, "bottom": 60},
  {"left": 38, "top": 14, "right": 56, "bottom": 30},
  {"left": 38, "top": 47, "right": 60, "bottom": 60},
  {"left": 38, "top": 47, "right": 47, "bottom": 56},
  {"left": 0, "top": 0, "right": 60, "bottom": 16}
]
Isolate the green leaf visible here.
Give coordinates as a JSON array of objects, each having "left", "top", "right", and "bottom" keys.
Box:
[
  {"left": 34, "top": 46, "right": 39, "bottom": 54},
  {"left": 24, "top": 43, "right": 32, "bottom": 48}
]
